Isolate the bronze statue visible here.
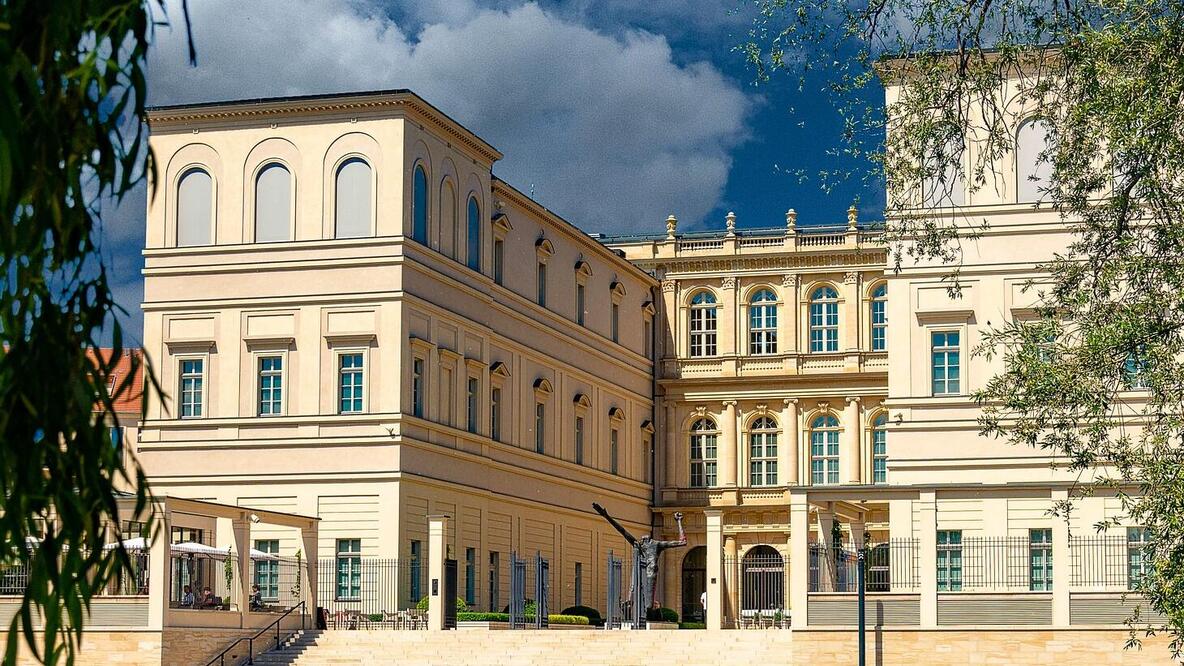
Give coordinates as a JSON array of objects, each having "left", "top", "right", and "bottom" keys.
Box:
[{"left": 593, "top": 503, "right": 686, "bottom": 615}]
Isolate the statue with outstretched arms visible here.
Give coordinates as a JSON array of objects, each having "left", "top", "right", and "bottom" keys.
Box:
[{"left": 593, "top": 503, "right": 686, "bottom": 615}]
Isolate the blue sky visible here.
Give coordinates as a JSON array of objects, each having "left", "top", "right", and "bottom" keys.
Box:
[{"left": 105, "top": 0, "right": 883, "bottom": 342}]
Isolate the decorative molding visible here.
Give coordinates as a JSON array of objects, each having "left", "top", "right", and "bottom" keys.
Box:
[
  {"left": 608, "top": 406, "right": 626, "bottom": 422},
  {"left": 722, "top": 400, "right": 738, "bottom": 408},
  {"left": 627, "top": 251, "right": 886, "bottom": 275},
  {"left": 489, "top": 361, "right": 511, "bottom": 379},
  {"left": 781, "top": 274, "right": 798, "bottom": 289},
  {"left": 243, "top": 335, "right": 295, "bottom": 350},
  {"left": 323, "top": 332, "right": 376, "bottom": 346},
  {"left": 640, "top": 419, "right": 655, "bottom": 434},
  {"left": 846, "top": 396, "right": 862, "bottom": 405},
  {"left": 535, "top": 236, "right": 555, "bottom": 260},
  {"left": 610, "top": 280, "right": 627, "bottom": 302},
  {"left": 661, "top": 280, "right": 677, "bottom": 293},
  {"left": 573, "top": 393, "right": 592, "bottom": 409},
  {"left": 665, "top": 214, "right": 678, "bottom": 240},
  {"left": 783, "top": 398, "right": 799, "bottom": 407},
  {"left": 721, "top": 276, "right": 737, "bottom": 290},
  {"left": 532, "top": 377, "right": 554, "bottom": 397},
  {"left": 164, "top": 338, "right": 216, "bottom": 354},
  {"left": 816, "top": 401, "right": 831, "bottom": 412},
  {"left": 915, "top": 308, "right": 975, "bottom": 325},
  {"left": 694, "top": 405, "right": 708, "bottom": 417},
  {"left": 843, "top": 271, "right": 859, "bottom": 285}
]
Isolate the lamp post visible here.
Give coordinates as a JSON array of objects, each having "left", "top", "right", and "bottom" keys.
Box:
[{"left": 857, "top": 546, "right": 866, "bottom": 666}]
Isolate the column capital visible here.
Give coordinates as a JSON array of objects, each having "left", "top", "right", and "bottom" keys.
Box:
[
  {"left": 661, "top": 279, "right": 677, "bottom": 293},
  {"left": 783, "top": 397, "right": 799, "bottom": 407},
  {"left": 721, "top": 275, "right": 737, "bottom": 290},
  {"left": 721, "top": 400, "right": 738, "bottom": 409},
  {"left": 845, "top": 396, "right": 861, "bottom": 405}
]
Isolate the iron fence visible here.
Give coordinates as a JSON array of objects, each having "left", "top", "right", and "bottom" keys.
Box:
[
  {"left": 1070, "top": 535, "right": 1138, "bottom": 590},
  {"left": 315, "top": 557, "right": 420, "bottom": 627},
  {"left": 605, "top": 550, "right": 623, "bottom": 629},
  {"left": 959, "top": 537, "right": 1037, "bottom": 591},
  {"left": 807, "top": 539, "right": 919, "bottom": 593},
  {"left": 509, "top": 552, "right": 526, "bottom": 629},
  {"left": 534, "top": 552, "right": 549, "bottom": 629}
]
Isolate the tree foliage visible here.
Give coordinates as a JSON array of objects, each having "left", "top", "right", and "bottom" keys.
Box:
[
  {"left": 744, "top": 0, "right": 1184, "bottom": 656},
  {"left": 0, "top": 1, "right": 188, "bottom": 663}
]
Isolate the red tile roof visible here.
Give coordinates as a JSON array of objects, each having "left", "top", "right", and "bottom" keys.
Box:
[{"left": 88, "top": 348, "right": 145, "bottom": 417}]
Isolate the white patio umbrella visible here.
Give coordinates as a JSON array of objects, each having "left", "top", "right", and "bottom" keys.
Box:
[
  {"left": 102, "top": 537, "right": 149, "bottom": 551},
  {"left": 168, "top": 541, "right": 279, "bottom": 561}
]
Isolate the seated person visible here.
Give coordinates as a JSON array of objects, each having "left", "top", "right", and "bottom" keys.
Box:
[
  {"left": 199, "top": 586, "right": 216, "bottom": 608},
  {"left": 180, "top": 585, "right": 195, "bottom": 607},
  {"left": 249, "top": 583, "right": 264, "bottom": 611}
]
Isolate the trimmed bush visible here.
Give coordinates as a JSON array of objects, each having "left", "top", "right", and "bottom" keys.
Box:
[
  {"left": 547, "top": 614, "right": 590, "bottom": 625},
  {"left": 679, "top": 622, "right": 706, "bottom": 630},
  {"left": 454, "top": 611, "right": 588, "bottom": 625},
  {"left": 559, "top": 605, "right": 602, "bottom": 626},
  {"left": 646, "top": 607, "right": 678, "bottom": 623},
  {"left": 416, "top": 596, "right": 468, "bottom": 612}
]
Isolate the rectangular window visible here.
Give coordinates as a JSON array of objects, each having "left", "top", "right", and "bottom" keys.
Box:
[
  {"left": 410, "top": 540, "right": 422, "bottom": 603},
  {"left": 576, "top": 283, "right": 586, "bottom": 326},
  {"left": 467, "top": 376, "right": 479, "bottom": 434},
  {"left": 412, "top": 357, "right": 425, "bottom": 418},
  {"left": 871, "top": 298, "right": 887, "bottom": 351},
  {"left": 575, "top": 415, "right": 585, "bottom": 465},
  {"left": 537, "top": 262, "right": 547, "bottom": 307},
  {"left": 493, "top": 239, "right": 504, "bottom": 285},
  {"left": 490, "top": 387, "right": 501, "bottom": 440},
  {"left": 873, "top": 426, "right": 887, "bottom": 484},
  {"left": 643, "top": 319, "right": 653, "bottom": 359},
  {"left": 1029, "top": 528, "right": 1053, "bottom": 591},
  {"left": 931, "top": 331, "right": 961, "bottom": 395},
  {"left": 488, "top": 552, "right": 500, "bottom": 612},
  {"left": 1127, "top": 527, "right": 1149, "bottom": 589},
  {"left": 611, "top": 303, "right": 620, "bottom": 343},
  {"left": 257, "top": 355, "right": 283, "bottom": 416},
  {"left": 642, "top": 436, "right": 652, "bottom": 483},
  {"left": 179, "top": 358, "right": 204, "bottom": 418},
  {"left": 441, "top": 366, "right": 454, "bottom": 426},
  {"left": 535, "top": 402, "right": 545, "bottom": 454},
  {"left": 254, "top": 539, "right": 280, "bottom": 600},
  {"left": 610, "top": 428, "right": 619, "bottom": 475},
  {"left": 338, "top": 353, "right": 364, "bottom": 414},
  {"left": 465, "top": 547, "right": 477, "bottom": 606},
  {"left": 335, "top": 538, "right": 361, "bottom": 600},
  {"left": 936, "top": 530, "right": 962, "bottom": 591},
  {"left": 574, "top": 562, "right": 583, "bottom": 606}
]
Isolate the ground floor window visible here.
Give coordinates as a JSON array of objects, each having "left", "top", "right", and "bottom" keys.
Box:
[{"left": 335, "top": 539, "right": 361, "bottom": 600}]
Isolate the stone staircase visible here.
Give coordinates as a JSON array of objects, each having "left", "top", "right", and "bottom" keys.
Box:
[{"left": 250, "top": 629, "right": 795, "bottom": 665}]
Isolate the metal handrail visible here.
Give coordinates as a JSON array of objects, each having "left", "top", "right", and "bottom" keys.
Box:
[{"left": 205, "top": 601, "right": 307, "bottom": 666}]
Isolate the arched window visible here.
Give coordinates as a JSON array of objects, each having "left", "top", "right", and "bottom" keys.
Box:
[
  {"left": 870, "top": 284, "right": 887, "bottom": 351},
  {"left": 922, "top": 139, "right": 966, "bottom": 207},
  {"left": 749, "top": 289, "right": 778, "bottom": 355},
  {"left": 741, "top": 545, "right": 784, "bottom": 611},
  {"left": 334, "top": 158, "right": 371, "bottom": 239},
  {"left": 689, "top": 291, "right": 718, "bottom": 358},
  {"left": 412, "top": 163, "right": 428, "bottom": 243},
  {"left": 440, "top": 179, "right": 456, "bottom": 258},
  {"left": 748, "top": 416, "right": 778, "bottom": 487},
  {"left": 689, "top": 418, "right": 718, "bottom": 488},
  {"left": 681, "top": 547, "right": 707, "bottom": 622},
  {"left": 810, "top": 414, "right": 840, "bottom": 485},
  {"left": 254, "top": 163, "right": 291, "bottom": 243},
  {"left": 467, "top": 196, "right": 481, "bottom": 271},
  {"left": 872, "top": 413, "right": 888, "bottom": 484},
  {"left": 809, "top": 287, "right": 839, "bottom": 352},
  {"left": 1016, "top": 118, "right": 1052, "bottom": 203},
  {"left": 176, "top": 168, "right": 212, "bottom": 246}
]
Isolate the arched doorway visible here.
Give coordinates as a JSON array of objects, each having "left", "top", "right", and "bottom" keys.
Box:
[
  {"left": 741, "top": 545, "right": 784, "bottom": 611},
  {"left": 681, "top": 546, "right": 706, "bottom": 622}
]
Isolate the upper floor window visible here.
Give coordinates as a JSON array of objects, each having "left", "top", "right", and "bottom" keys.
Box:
[
  {"left": 534, "top": 402, "right": 546, "bottom": 454},
  {"left": 411, "top": 357, "right": 425, "bottom": 418},
  {"left": 179, "top": 358, "right": 204, "bottom": 419},
  {"left": 689, "top": 291, "right": 718, "bottom": 358},
  {"left": 749, "top": 289, "right": 778, "bottom": 355},
  {"left": 872, "top": 413, "right": 887, "bottom": 484},
  {"left": 537, "top": 262, "right": 548, "bottom": 306},
  {"left": 177, "top": 168, "right": 213, "bottom": 247},
  {"left": 257, "top": 356, "right": 283, "bottom": 416},
  {"left": 611, "top": 302, "right": 620, "bottom": 343},
  {"left": 466, "top": 376, "right": 479, "bottom": 434},
  {"left": 493, "top": 239, "right": 505, "bottom": 285},
  {"left": 931, "top": 331, "right": 961, "bottom": 395},
  {"left": 810, "top": 414, "right": 840, "bottom": 485},
  {"left": 490, "top": 386, "right": 502, "bottom": 440},
  {"left": 255, "top": 163, "right": 292, "bottom": 243},
  {"left": 748, "top": 416, "right": 778, "bottom": 487},
  {"left": 576, "top": 283, "right": 586, "bottom": 326},
  {"left": 335, "top": 158, "right": 372, "bottom": 239},
  {"left": 574, "top": 415, "right": 585, "bottom": 465},
  {"left": 689, "top": 418, "right": 718, "bottom": 488},
  {"left": 809, "top": 287, "right": 840, "bottom": 353},
  {"left": 466, "top": 196, "right": 481, "bottom": 271},
  {"left": 1127, "top": 527, "right": 1149, "bottom": 589},
  {"left": 870, "top": 284, "right": 887, "bottom": 351},
  {"left": 1123, "top": 350, "right": 1149, "bottom": 390},
  {"left": 610, "top": 427, "right": 620, "bottom": 475},
  {"left": 922, "top": 139, "right": 966, "bottom": 207},
  {"left": 412, "top": 164, "right": 429, "bottom": 243},
  {"left": 338, "top": 353, "right": 364, "bottom": 414},
  {"left": 1016, "top": 118, "right": 1053, "bottom": 203}
]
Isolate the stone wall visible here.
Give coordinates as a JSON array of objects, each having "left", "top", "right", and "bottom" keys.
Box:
[
  {"left": 161, "top": 628, "right": 254, "bottom": 666},
  {"left": 8, "top": 631, "right": 161, "bottom": 665}
]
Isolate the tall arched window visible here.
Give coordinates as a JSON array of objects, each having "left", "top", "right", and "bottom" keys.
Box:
[
  {"left": 749, "top": 289, "right": 778, "bottom": 355},
  {"left": 748, "top": 416, "right": 778, "bottom": 486},
  {"left": 810, "top": 414, "right": 840, "bottom": 485},
  {"left": 1016, "top": 118, "right": 1052, "bottom": 203},
  {"left": 254, "top": 163, "right": 291, "bottom": 243},
  {"left": 334, "top": 158, "right": 371, "bottom": 239},
  {"left": 176, "top": 168, "right": 212, "bottom": 247},
  {"left": 872, "top": 413, "right": 888, "bottom": 484},
  {"left": 870, "top": 284, "right": 887, "bottom": 351},
  {"left": 689, "top": 291, "right": 718, "bottom": 358},
  {"left": 922, "top": 139, "right": 966, "bottom": 207},
  {"left": 440, "top": 179, "right": 456, "bottom": 258},
  {"left": 689, "top": 418, "right": 718, "bottom": 488},
  {"left": 412, "top": 164, "right": 428, "bottom": 243},
  {"left": 467, "top": 196, "right": 481, "bottom": 271},
  {"left": 809, "top": 287, "right": 840, "bottom": 352}
]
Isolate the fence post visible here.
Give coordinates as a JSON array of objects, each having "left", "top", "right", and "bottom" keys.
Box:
[
  {"left": 918, "top": 491, "right": 938, "bottom": 628},
  {"left": 605, "top": 551, "right": 621, "bottom": 629},
  {"left": 534, "top": 552, "right": 549, "bottom": 629},
  {"left": 509, "top": 552, "right": 526, "bottom": 629},
  {"left": 705, "top": 509, "right": 724, "bottom": 630},
  {"left": 427, "top": 515, "right": 449, "bottom": 630},
  {"left": 1052, "top": 489, "right": 1070, "bottom": 626},
  {"left": 789, "top": 494, "right": 808, "bottom": 630}
]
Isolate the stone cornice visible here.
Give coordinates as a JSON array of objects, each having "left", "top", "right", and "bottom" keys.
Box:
[{"left": 630, "top": 250, "right": 888, "bottom": 275}]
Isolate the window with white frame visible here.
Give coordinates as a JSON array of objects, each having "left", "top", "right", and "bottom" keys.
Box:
[
  {"left": 412, "top": 357, "right": 425, "bottom": 418},
  {"left": 176, "top": 168, "right": 213, "bottom": 247},
  {"left": 440, "top": 365, "right": 454, "bottom": 426},
  {"left": 466, "top": 376, "right": 479, "bottom": 434},
  {"left": 179, "top": 358, "right": 204, "bottom": 418},
  {"left": 257, "top": 355, "right": 283, "bottom": 416},
  {"left": 689, "top": 418, "right": 718, "bottom": 488},
  {"left": 749, "top": 289, "right": 778, "bottom": 355},
  {"left": 338, "top": 352, "right": 364, "bottom": 414},
  {"left": 936, "top": 530, "right": 962, "bottom": 591},
  {"left": 534, "top": 402, "right": 546, "bottom": 454},
  {"left": 689, "top": 291, "right": 718, "bottom": 357},
  {"left": 576, "top": 282, "right": 586, "bottom": 326},
  {"left": 931, "top": 331, "right": 961, "bottom": 395},
  {"left": 1127, "top": 527, "right": 1149, "bottom": 590},
  {"left": 575, "top": 415, "right": 585, "bottom": 465},
  {"left": 610, "top": 427, "right": 620, "bottom": 475},
  {"left": 1029, "top": 528, "right": 1053, "bottom": 591},
  {"left": 254, "top": 539, "right": 280, "bottom": 600},
  {"left": 493, "top": 239, "right": 504, "bottom": 285},
  {"left": 335, "top": 538, "right": 361, "bottom": 600},
  {"left": 872, "top": 413, "right": 888, "bottom": 484},
  {"left": 1016, "top": 118, "right": 1053, "bottom": 203},
  {"left": 537, "top": 261, "right": 548, "bottom": 307},
  {"left": 255, "top": 162, "right": 292, "bottom": 243},
  {"left": 465, "top": 547, "right": 477, "bottom": 606},
  {"left": 810, "top": 414, "right": 840, "bottom": 485},
  {"left": 490, "top": 386, "right": 501, "bottom": 440},
  {"left": 748, "top": 416, "right": 778, "bottom": 486},
  {"left": 870, "top": 284, "right": 887, "bottom": 351},
  {"left": 1123, "top": 349, "right": 1148, "bottom": 390},
  {"left": 809, "top": 287, "right": 840, "bottom": 352}
]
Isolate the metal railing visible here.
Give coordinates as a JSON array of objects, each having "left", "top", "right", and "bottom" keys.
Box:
[
  {"left": 315, "top": 557, "right": 418, "bottom": 624},
  {"left": 604, "top": 551, "right": 623, "bottom": 629},
  {"left": 959, "top": 537, "right": 1036, "bottom": 591},
  {"left": 1071, "top": 535, "right": 1138, "bottom": 590},
  {"left": 206, "top": 600, "right": 306, "bottom": 666},
  {"left": 808, "top": 540, "right": 919, "bottom": 593}
]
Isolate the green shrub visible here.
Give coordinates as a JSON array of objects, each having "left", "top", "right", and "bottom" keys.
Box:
[
  {"left": 416, "top": 596, "right": 468, "bottom": 612},
  {"left": 679, "top": 622, "right": 706, "bottom": 630},
  {"left": 559, "top": 605, "right": 602, "bottom": 625},
  {"left": 367, "top": 613, "right": 383, "bottom": 623},
  {"left": 500, "top": 599, "right": 536, "bottom": 615},
  {"left": 457, "top": 612, "right": 510, "bottom": 622},
  {"left": 646, "top": 607, "right": 678, "bottom": 623},
  {"left": 547, "top": 614, "right": 590, "bottom": 625}
]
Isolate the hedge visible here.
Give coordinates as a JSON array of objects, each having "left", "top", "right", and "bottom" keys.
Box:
[
  {"left": 416, "top": 596, "right": 468, "bottom": 612},
  {"left": 559, "top": 605, "right": 603, "bottom": 626},
  {"left": 455, "top": 612, "right": 589, "bottom": 625},
  {"left": 646, "top": 607, "right": 678, "bottom": 623}
]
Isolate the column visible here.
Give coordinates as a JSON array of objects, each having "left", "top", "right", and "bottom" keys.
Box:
[
  {"left": 1052, "top": 489, "right": 1070, "bottom": 627},
  {"left": 302, "top": 524, "right": 319, "bottom": 615},
  {"left": 843, "top": 271, "right": 860, "bottom": 352},
  {"left": 780, "top": 399, "right": 798, "bottom": 486},
  {"left": 720, "top": 401, "right": 738, "bottom": 487},
  {"left": 232, "top": 516, "right": 251, "bottom": 622},
  {"left": 918, "top": 491, "right": 938, "bottom": 628},
  {"left": 815, "top": 505, "right": 835, "bottom": 592},
  {"left": 146, "top": 504, "right": 171, "bottom": 631},
  {"left": 781, "top": 274, "right": 799, "bottom": 355},
  {"left": 427, "top": 514, "right": 449, "bottom": 630},
  {"left": 660, "top": 279, "right": 677, "bottom": 361},
  {"left": 842, "top": 397, "right": 861, "bottom": 484},
  {"left": 664, "top": 401, "right": 679, "bottom": 491},
  {"left": 850, "top": 513, "right": 866, "bottom": 548},
  {"left": 724, "top": 536, "right": 739, "bottom": 628},
  {"left": 705, "top": 509, "right": 724, "bottom": 630},
  {"left": 789, "top": 494, "right": 809, "bottom": 628}
]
